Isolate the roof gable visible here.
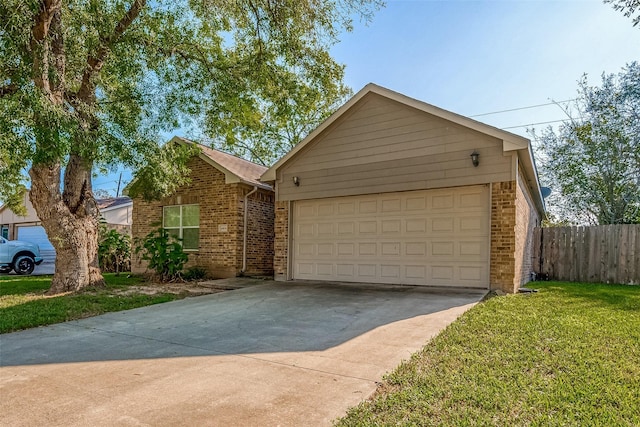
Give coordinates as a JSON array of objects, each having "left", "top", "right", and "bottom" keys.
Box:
[
  {"left": 262, "top": 84, "right": 532, "bottom": 182},
  {"left": 171, "top": 137, "right": 272, "bottom": 191},
  {"left": 261, "top": 83, "right": 544, "bottom": 214}
]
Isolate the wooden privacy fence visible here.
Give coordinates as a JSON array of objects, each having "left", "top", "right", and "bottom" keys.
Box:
[{"left": 533, "top": 225, "right": 640, "bottom": 284}]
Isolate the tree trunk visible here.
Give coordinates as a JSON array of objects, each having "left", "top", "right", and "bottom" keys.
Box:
[{"left": 29, "top": 161, "right": 105, "bottom": 295}]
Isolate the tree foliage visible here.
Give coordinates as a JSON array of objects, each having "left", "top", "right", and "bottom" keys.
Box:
[
  {"left": 534, "top": 62, "right": 640, "bottom": 225},
  {"left": 605, "top": 0, "right": 640, "bottom": 27},
  {"left": 0, "top": 0, "right": 382, "bottom": 293}
]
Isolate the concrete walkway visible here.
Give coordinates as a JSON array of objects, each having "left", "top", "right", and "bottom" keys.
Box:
[{"left": 0, "top": 280, "right": 486, "bottom": 426}]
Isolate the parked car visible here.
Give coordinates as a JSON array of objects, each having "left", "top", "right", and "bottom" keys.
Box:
[{"left": 0, "top": 236, "right": 44, "bottom": 275}]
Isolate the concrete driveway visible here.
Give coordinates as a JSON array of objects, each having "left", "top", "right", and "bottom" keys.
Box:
[{"left": 0, "top": 280, "right": 486, "bottom": 426}]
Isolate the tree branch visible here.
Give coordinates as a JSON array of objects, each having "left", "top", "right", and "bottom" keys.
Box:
[
  {"left": 30, "top": 0, "right": 62, "bottom": 96},
  {"left": 0, "top": 84, "right": 17, "bottom": 98},
  {"left": 76, "top": 0, "right": 147, "bottom": 102}
]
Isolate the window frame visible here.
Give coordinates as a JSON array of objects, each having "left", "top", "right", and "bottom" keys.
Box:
[{"left": 162, "top": 204, "right": 200, "bottom": 251}]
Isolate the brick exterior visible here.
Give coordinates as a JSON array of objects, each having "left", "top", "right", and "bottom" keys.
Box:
[
  {"left": 515, "top": 167, "right": 541, "bottom": 286},
  {"left": 490, "top": 181, "right": 518, "bottom": 293},
  {"left": 132, "top": 156, "right": 274, "bottom": 278},
  {"left": 273, "top": 200, "right": 289, "bottom": 281},
  {"left": 244, "top": 188, "right": 275, "bottom": 276}
]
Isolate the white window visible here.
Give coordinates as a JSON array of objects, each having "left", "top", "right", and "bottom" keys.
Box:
[{"left": 163, "top": 204, "right": 199, "bottom": 250}]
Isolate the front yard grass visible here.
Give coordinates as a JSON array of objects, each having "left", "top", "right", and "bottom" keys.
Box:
[
  {"left": 336, "top": 282, "right": 640, "bottom": 426},
  {"left": 0, "top": 274, "right": 183, "bottom": 334}
]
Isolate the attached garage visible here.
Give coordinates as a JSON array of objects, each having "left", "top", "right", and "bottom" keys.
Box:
[
  {"left": 262, "top": 84, "right": 546, "bottom": 293},
  {"left": 293, "top": 186, "right": 489, "bottom": 288},
  {"left": 17, "top": 225, "right": 56, "bottom": 261}
]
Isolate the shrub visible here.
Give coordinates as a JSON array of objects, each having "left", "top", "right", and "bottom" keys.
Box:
[
  {"left": 98, "top": 226, "right": 131, "bottom": 274},
  {"left": 134, "top": 227, "right": 189, "bottom": 282}
]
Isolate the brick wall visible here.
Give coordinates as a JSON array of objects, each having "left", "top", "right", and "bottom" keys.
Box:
[
  {"left": 273, "top": 200, "right": 289, "bottom": 281},
  {"left": 490, "top": 181, "right": 517, "bottom": 293},
  {"left": 242, "top": 188, "right": 275, "bottom": 275},
  {"left": 515, "top": 167, "right": 541, "bottom": 286},
  {"left": 132, "top": 156, "right": 274, "bottom": 278}
]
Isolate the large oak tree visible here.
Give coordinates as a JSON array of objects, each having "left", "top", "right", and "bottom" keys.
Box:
[{"left": 0, "top": 0, "right": 382, "bottom": 294}]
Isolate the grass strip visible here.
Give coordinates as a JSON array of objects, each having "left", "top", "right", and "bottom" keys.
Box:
[{"left": 0, "top": 274, "right": 183, "bottom": 334}]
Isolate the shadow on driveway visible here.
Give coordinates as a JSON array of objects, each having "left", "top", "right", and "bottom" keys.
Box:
[{"left": 0, "top": 281, "right": 486, "bottom": 367}]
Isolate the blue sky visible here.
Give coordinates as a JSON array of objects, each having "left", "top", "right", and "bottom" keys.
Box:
[{"left": 94, "top": 0, "right": 639, "bottom": 196}]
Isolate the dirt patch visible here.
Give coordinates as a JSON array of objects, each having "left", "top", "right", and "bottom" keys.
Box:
[
  {"left": 113, "top": 283, "right": 225, "bottom": 296},
  {"left": 111, "top": 277, "right": 266, "bottom": 297}
]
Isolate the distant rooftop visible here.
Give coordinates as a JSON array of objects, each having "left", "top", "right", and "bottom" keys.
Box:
[{"left": 97, "top": 196, "right": 132, "bottom": 211}]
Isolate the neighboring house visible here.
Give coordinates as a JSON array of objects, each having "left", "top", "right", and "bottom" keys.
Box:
[
  {"left": 0, "top": 192, "right": 133, "bottom": 263},
  {"left": 261, "top": 84, "right": 545, "bottom": 293},
  {"left": 98, "top": 197, "right": 133, "bottom": 235},
  {"left": 130, "top": 137, "right": 275, "bottom": 278}
]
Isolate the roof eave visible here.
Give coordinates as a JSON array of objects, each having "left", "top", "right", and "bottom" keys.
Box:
[
  {"left": 99, "top": 202, "right": 134, "bottom": 213},
  {"left": 511, "top": 144, "right": 546, "bottom": 216}
]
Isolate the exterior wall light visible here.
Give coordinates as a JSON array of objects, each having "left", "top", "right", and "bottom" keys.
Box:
[
  {"left": 470, "top": 151, "right": 480, "bottom": 167},
  {"left": 293, "top": 176, "right": 300, "bottom": 186}
]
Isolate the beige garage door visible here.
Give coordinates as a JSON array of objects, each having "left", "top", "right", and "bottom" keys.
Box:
[{"left": 293, "top": 186, "right": 490, "bottom": 288}]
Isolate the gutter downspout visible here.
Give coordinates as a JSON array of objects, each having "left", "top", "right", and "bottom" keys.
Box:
[{"left": 241, "top": 186, "right": 259, "bottom": 274}]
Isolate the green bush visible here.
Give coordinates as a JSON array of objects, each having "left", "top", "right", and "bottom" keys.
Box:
[
  {"left": 183, "top": 266, "right": 207, "bottom": 281},
  {"left": 98, "top": 226, "right": 131, "bottom": 274},
  {"left": 134, "top": 227, "right": 189, "bottom": 282}
]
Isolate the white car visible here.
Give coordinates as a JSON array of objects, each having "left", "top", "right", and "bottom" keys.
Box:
[{"left": 0, "top": 236, "right": 44, "bottom": 275}]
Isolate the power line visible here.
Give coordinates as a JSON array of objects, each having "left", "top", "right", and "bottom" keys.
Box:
[
  {"left": 501, "top": 118, "right": 569, "bottom": 130},
  {"left": 470, "top": 99, "right": 577, "bottom": 118}
]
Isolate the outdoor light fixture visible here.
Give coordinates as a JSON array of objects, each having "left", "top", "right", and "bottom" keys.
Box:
[
  {"left": 470, "top": 151, "right": 480, "bottom": 167},
  {"left": 293, "top": 176, "right": 300, "bottom": 186}
]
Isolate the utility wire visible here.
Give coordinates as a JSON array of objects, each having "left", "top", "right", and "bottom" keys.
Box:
[
  {"left": 501, "top": 118, "right": 569, "bottom": 130},
  {"left": 470, "top": 99, "right": 577, "bottom": 118}
]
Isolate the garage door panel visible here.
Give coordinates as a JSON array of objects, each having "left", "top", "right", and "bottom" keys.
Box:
[
  {"left": 337, "top": 202, "right": 355, "bottom": 215},
  {"left": 405, "top": 242, "right": 426, "bottom": 256},
  {"left": 405, "top": 196, "right": 426, "bottom": 211},
  {"left": 432, "top": 196, "right": 454, "bottom": 210},
  {"left": 406, "top": 218, "right": 426, "bottom": 233},
  {"left": 317, "top": 264, "right": 333, "bottom": 276},
  {"left": 293, "top": 186, "right": 489, "bottom": 288},
  {"left": 459, "top": 192, "right": 485, "bottom": 209},
  {"left": 16, "top": 225, "right": 56, "bottom": 261},
  {"left": 358, "top": 243, "right": 377, "bottom": 256},
  {"left": 317, "top": 203, "right": 334, "bottom": 216},
  {"left": 358, "top": 264, "right": 376, "bottom": 278},
  {"left": 358, "top": 200, "right": 377, "bottom": 214},
  {"left": 317, "top": 243, "right": 333, "bottom": 256},
  {"left": 431, "top": 217, "right": 454, "bottom": 233},
  {"left": 317, "top": 223, "right": 333, "bottom": 236}
]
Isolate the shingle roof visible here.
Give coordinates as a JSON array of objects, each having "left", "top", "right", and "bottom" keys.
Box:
[
  {"left": 175, "top": 137, "right": 271, "bottom": 190},
  {"left": 97, "top": 196, "right": 132, "bottom": 211}
]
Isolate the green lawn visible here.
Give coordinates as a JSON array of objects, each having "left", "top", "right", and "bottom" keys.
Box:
[
  {"left": 336, "top": 282, "right": 640, "bottom": 427},
  {"left": 0, "top": 274, "right": 182, "bottom": 334}
]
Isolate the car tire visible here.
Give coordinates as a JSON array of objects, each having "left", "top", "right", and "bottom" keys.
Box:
[{"left": 13, "top": 255, "right": 36, "bottom": 275}]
